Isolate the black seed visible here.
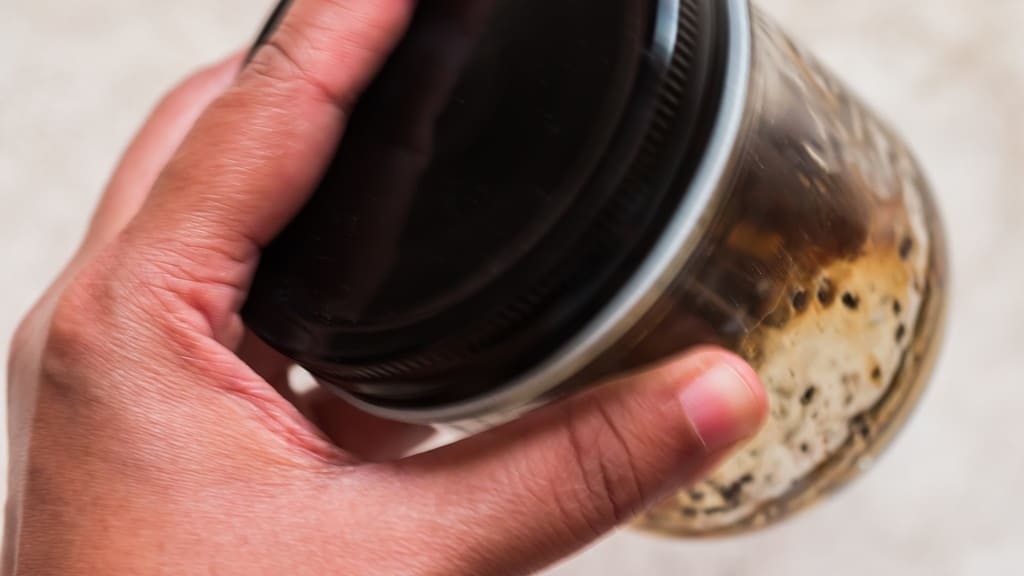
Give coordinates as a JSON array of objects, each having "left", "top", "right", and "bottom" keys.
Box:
[
  {"left": 893, "top": 299, "right": 903, "bottom": 315},
  {"left": 842, "top": 292, "right": 860, "bottom": 310},
  {"left": 896, "top": 324, "right": 907, "bottom": 342},
  {"left": 852, "top": 415, "right": 872, "bottom": 437},
  {"left": 871, "top": 366, "right": 883, "bottom": 381},
  {"left": 900, "top": 236, "right": 914, "bottom": 260},
  {"left": 719, "top": 475, "right": 755, "bottom": 503},
  {"left": 719, "top": 486, "right": 742, "bottom": 502},
  {"left": 792, "top": 290, "right": 810, "bottom": 312},
  {"left": 800, "top": 443, "right": 810, "bottom": 453},
  {"left": 689, "top": 491, "right": 705, "bottom": 502},
  {"left": 682, "top": 508, "right": 699, "bottom": 518},
  {"left": 817, "top": 278, "right": 836, "bottom": 306},
  {"left": 801, "top": 386, "right": 817, "bottom": 406}
]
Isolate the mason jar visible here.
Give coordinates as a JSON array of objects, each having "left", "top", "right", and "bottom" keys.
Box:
[{"left": 243, "top": 0, "right": 948, "bottom": 536}]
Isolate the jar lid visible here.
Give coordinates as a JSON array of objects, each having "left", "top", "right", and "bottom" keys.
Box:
[{"left": 243, "top": 0, "right": 726, "bottom": 407}]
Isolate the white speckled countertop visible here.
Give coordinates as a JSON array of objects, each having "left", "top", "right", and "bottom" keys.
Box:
[{"left": 2, "top": 1, "right": 1022, "bottom": 574}]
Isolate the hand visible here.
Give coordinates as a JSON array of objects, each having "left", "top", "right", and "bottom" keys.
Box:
[{"left": 5, "top": 1, "right": 768, "bottom": 574}]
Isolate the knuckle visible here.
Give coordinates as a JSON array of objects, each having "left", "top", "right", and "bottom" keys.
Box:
[
  {"left": 39, "top": 249, "right": 171, "bottom": 383},
  {"left": 561, "top": 394, "right": 647, "bottom": 534},
  {"left": 35, "top": 246, "right": 207, "bottom": 401},
  {"left": 34, "top": 235, "right": 251, "bottom": 384},
  {"left": 8, "top": 257, "right": 126, "bottom": 395},
  {"left": 48, "top": 267, "right": 106, "bottom": 349},
  {"left": 247, "top": 36, "right": 304, "bottom": 87},
  {"left": 39, "top": 264, "right": 116, "bottom": 398}
]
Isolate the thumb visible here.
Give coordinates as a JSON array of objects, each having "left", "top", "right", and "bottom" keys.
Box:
[{"left": 394, "top": 349, "right": 767, "bottom": 575}]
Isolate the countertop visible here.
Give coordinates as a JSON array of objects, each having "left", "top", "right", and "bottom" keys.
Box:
[{"left": 2, "top": 1, "right": 1022, "bottom": 574}]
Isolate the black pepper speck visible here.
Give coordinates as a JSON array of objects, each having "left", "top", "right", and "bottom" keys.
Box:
[
  {"left": 792, "top": 290, "right": 810, "bottom": 312},
  {"left": 801, "top": 386, "right": 817, "bottom": 406},
  {"left": 719, "top": 475, "right": 756, "bottom": 503},
  {"left": 851, "top": 415, "right": 872, "bottom": 438},
  {"left": 842, "top": 292, "right": 860, "bottom": 310}
]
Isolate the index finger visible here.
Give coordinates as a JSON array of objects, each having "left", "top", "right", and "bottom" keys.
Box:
[{"left": 116, "top": 0, "right": 416, "bottom": 340}]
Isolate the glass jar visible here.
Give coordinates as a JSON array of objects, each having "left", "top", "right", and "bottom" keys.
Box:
[
  {"left": 614, "top": 6, "right": 949, "bottom": 536},
  {"left": 244, "top": 0, "right": 948, "bottom": 536}
]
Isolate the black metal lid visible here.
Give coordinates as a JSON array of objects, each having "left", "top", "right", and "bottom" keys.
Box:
[{"left": 243, "top": 0, "right": 726, "bottom": 407}]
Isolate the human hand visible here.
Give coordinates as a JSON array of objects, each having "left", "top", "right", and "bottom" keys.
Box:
[{"left": 5, "top": 1, "right": 767, "bottom": 574}]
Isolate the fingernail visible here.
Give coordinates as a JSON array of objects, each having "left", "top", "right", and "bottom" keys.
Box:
[{"left": 680, "top": 362, "right": 765, "bottom": 452}]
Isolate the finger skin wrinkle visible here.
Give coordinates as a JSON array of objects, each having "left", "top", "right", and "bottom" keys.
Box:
[
  {"left": 592, "top": 396, "right": 647, "bottom": 520},
  {"left": 244, "top": 0, "right": 413, "bottom": 118},
  {"left": 518, "top": 444, "right": 597, "bottom": 551},
  {"left": 109, "top": 233, "right": 256, "bottom": 344},
  {"left": 563, "top": 400, "right": 617, "bottom": 540},
  {"left": 248, "top": 38, "right": 356, "bottom": 118}
]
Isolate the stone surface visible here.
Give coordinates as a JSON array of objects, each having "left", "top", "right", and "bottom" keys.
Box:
[{"left": 1, "top": 1, "right": 1022, "bottom": 574}]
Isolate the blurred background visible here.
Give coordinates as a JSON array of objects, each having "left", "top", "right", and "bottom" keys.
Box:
[{"left": 2, "top": 1, "right": 1022, "bottom": 574}]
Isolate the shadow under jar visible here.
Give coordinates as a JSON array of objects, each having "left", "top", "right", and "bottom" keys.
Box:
[{"left": 243, "top": 0, "right": 948, "bottom": 536}]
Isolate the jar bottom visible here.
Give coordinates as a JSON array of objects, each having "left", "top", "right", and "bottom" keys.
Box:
[{"left": 633, "top": 231, "right": 947, "bottom": 537}]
